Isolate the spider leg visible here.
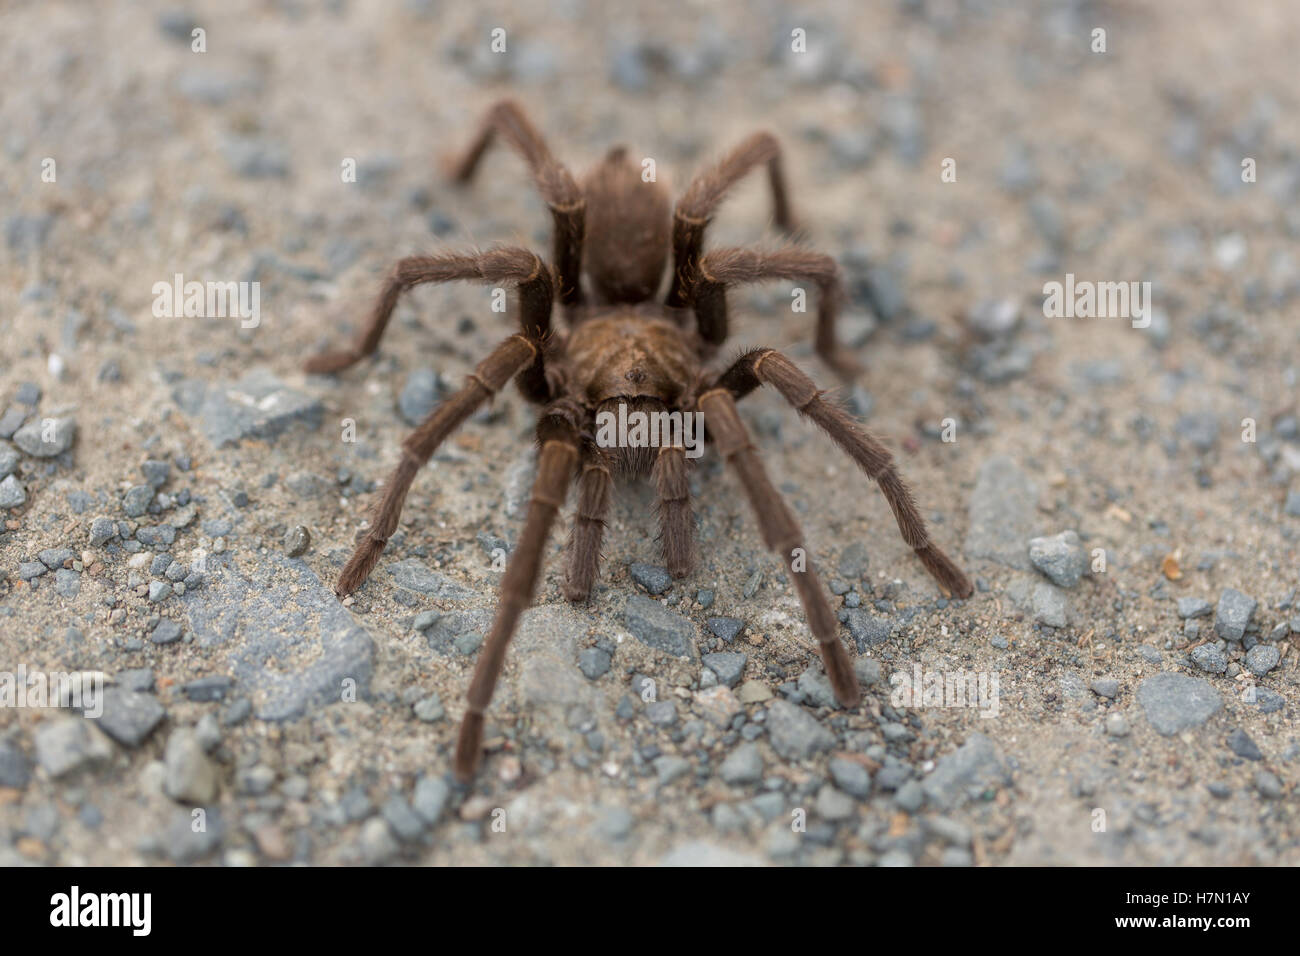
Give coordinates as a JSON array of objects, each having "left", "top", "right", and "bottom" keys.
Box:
[
  {"left": 455, "top": 400, "right": 583, "bottom": 781},
  {"left": 449, "top": 99, "right": 585, "bottom": 309},
  {"left": 304, "top": 247, "right": 553, "bottom": 377},
  {"left": 335, "top": 332, "right": 544, "bottom": 597},
  {"left": 695, "top": 386, "right": 859, "bottom": 708},
  {"left": 712, "top": 348, "right": 973, "bottom": 599},
  {"left": 562, "top": 440, "right": 613, "bottom": 603},
  {"left": 666, "top": 131, "right": 796, "bottom": 308},
  {"left": 653, "top": 444, "right": 697, "bottom": 579},
  {"left": 694, "top": 245, "right": 861, "bottom": 380}
]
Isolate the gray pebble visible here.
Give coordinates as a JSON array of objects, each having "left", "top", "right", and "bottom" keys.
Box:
[
  {"left": 719, "top": 743, "right": 764, "bottom": 785},
  {"left": 702, "top": 652, "right": 746, "bottom": 688},
  {"left": 629, "top": 562, "right": 672, "bottom": 595},
  {"left": 706, "top": 617, "right": 744, "bottom": 642},
  {"left": 623, "top": 594, "right": 695, "bottom": 657},
  {"left": 1245, "top": 644, "right": 1280, "bottom": 677},
  {"left": 1226, "top": 728, "right": 1262, "bottom": 761},
  {"left": 1136, "top": 672, "right": 1222, "bottom": 735},
  {"left": 0, "top": 474, "right": 26, "bottom": 509},
  {"left": 13, "top": 416, "right": 76, "bottom": 457},
  {"left": 764, "top": 700, "right": 834, "bottom": 761},
  {"left": 1214, "top": 588, "right": 1256, "bottom": 641},
  {"left": 412, "top": 776, "right": 450, "bottom": 824},
  {"left": 1190, "top": 643, "right": 1227, "bottom": 674},
  {"left": 1027, "top": 530, "right": 1086, "bottom": 588},
  {"left": 123, "top": 485, "right": 154, "bottom": 518}
]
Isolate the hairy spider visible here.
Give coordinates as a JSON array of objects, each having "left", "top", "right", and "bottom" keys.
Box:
[{"left": 305, "top": 100, "right": 973, "bottom": 781}]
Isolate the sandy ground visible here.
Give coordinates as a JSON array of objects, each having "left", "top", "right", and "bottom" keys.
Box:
[{"left": 0, "top": 0, "right": 1297, "bottom": 866}]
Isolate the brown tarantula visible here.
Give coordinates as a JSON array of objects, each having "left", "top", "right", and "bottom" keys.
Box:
[{"left": 305, "top": 100, "right": 973, "bottom": 781}]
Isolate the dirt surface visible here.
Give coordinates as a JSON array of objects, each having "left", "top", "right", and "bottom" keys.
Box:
[{"left": 1, "top": 0, "right": 1297, "bottom": 866}]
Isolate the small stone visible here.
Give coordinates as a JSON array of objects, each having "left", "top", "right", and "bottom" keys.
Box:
[
  {"left": 398, "top": 368, "right": 444, "bottom": 426},
  {"left": 359, "top": 817, "right": 399, "bottom": 864},
  {"left": 1136, "top": 672, "right": 1222, "bottom": 735},
  {"left": 123, "top": 485, "right": 154, "bottom": 518},
  {"left": 0, "top": 474, "right": 26, "bottom": 509},
  {"left": 1245, "top": 644, "right": 1280, "bottom": 677},
  {"left": 34, "top": 719, "right": 111, "bottom": 777},
  {"left": 413, "top": 776, "right": 451, "bottom": 824},
  {"left": 141, "top": 460, "right": 170, "bottom": 488},
  {"left": 91, "top": 689, "right": 167, "bottom": 747},
  {"left": 645, "top": 700, "right": 679, "bottom": 726},
  {"left": 0, "top": 739, "right": 31, "bottom": 789},
  {"left": 151, "top": 620, "right": 183, "bottom": 645},
  {"left": 1190, "top": 643, "right": 1227, "bottom": 674},
  {"left": 148, "top": 580, "right": 173, "bottom": 602},
  {"left": 164, "top": 730, "right": 219, "bottom": 804},
  {"left": 53, "top": 568, "right": 80, "bottom": 598},
  {"left": 1105, "top": 713, "right": 1130, "bottom": 737},
  {"left": 1254, "top": 771, "right": 1284, "bottom": 800},
  {"left": 817, "top": 784, "right": 857, "bottom": 821},
  {"left": 382, "top": 795, "right": 426, "bottom": 843},
  {"left": 765, "top": 700, "right": 834, "bottom": 761},
  {"left": 702, "top": 652, "right": 747, "bottom": 688},
  {"left": 412, "top": 694, "right": 444, "bottom": 723},
  {"left": 1177, "top": 597, "right": 1213, "bottom": 619},
  {"left": 1090, "top": 679, "right": 1119, "bottom": 699},
  {"left": 1214, "top": 588, "right": 1256, "bottom": 641},
  {"left": 1226, "top": 729, "right": 1262, "bottom": 761},
  {"left": 844, "top": 610, "right": 893, "bottom": 649},
  {"left": 89, "top": 516, "right": 117, "bottom": 546},
  {"left": 894, "top": 780, "right": 925, "bottom": 813},
  {"left": 654, "top": 755, "right": 691, "bottom": 786},
  {"left": 12, "top": 416, "right": 76, "bottom": 457},
  {"left": 718, "top": 743, "right": 764, "bottom": 785},
  {"left": 628, "top": 562, "right": 672, "bottom": 595},
  {"left": 623, "top": 594, "right": 695, "bottom": 657},
  {"left": 283, "top": 525, "right": 311, "bottom": 557},
  {"left": 1027, "top": 530, "right": 1086, "bottom": 588},
  {"left": 0, "top": 442, "right": 18, "bottom": 479},
  {"left": 578, "top": 646, "right": 612, "bottom": 680},
  {"left": 829, "top": 757, "right": 872, "bottom": 798},
  {"left": 706, "top": 617, "right": 744, "bottom": 642}
]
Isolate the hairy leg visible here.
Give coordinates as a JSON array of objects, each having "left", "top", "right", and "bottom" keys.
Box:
[
  {"left": 696, "top": 386, "right": 859, "bottom": 707},
  {"left": 335, "top": 333, "right": 543, "bottom": 596},
  {"left": 304, "top": 248, "right": 553, "bottom": 378},
  {"left": 450, "top": 99, "right": 586, "bottom": 308},
  {"left": 562, "top": 441, "right": 613, "bottom": 603},
  {"left": 666, "top": 131, "right": 795, "bottom": 308},
  {"left": 713, "top": 348, "right": 973, "bottom": 598},
  {"left": 455, "top": 401, "right": 583, "bottom": 780},
  {"left": 694, "top": 245, "right": 860, "bottom": 379},
  {"left": 653, "top": 445, "right": 696, "bottom": 578}
]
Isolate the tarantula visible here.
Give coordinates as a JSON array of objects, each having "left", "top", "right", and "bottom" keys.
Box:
[{"left": 305, "top": 100, "right": 973, "bottom": 781}]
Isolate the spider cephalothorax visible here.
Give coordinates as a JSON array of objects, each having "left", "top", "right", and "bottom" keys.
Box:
[{"left": 304, "top": 100, "right": 973, "bottom": 781}]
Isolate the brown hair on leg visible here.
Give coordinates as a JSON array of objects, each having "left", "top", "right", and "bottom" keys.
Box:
[
  {"left": 666, "top": 131, "right": 796, "bottom": 308},
  {"left": 717, "top": 348, "right": 973, "bottom": 599},
  {"left": 563, "top": 442, "right": 613, "bottom": 603},
  {"left": 692, "top": 246, "right": 860, "bottom": 379},
  {"left": 696, "top": 387, "right": 859, "bottom": 707},
  {"left": 449, "top": 99, "right": 586, "bottom": 308},
  {"left": 304, "top": 247, "right": 553, "bottom": 374},
  {"left": 335, "top": 333, "right": 541, "bottom": 596},
  {"left": 454, "top": 401, "right": 583, "bottom": 780},
  {"left": 653, "top": 445, "right": 696, "bottom": 579}
]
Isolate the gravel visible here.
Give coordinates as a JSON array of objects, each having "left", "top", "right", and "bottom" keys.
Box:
[
  {"left": 1027, "top": 530, "right": 1087, "bottom": 587},
  {"left": 622, "top": 594, "right": 696, "bottom": 657},
  {"left": 764, "top": 700, "right": 834, "bottom": 761},
  {"left": 1214, "top": 589, "right": 1257, "bottom": 641},
  {"left": 1136, "top": 673, "right": 1223, "bottom": 735}
]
